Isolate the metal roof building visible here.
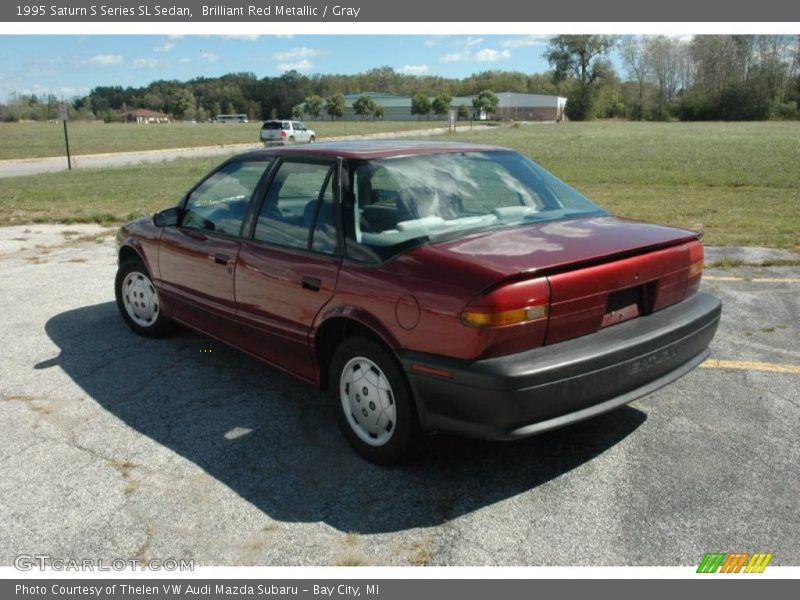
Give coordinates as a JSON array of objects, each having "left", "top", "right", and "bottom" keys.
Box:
[{"left": 297, "top": 92, "right": 566, "bottom": 122}]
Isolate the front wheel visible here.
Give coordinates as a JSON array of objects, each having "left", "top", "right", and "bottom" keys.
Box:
[
  {"left": 330, "top": 338, "right": 423, "bottom": 465},
  {"left": 115, "top": 258, "right": 173, "bottom": 337}
]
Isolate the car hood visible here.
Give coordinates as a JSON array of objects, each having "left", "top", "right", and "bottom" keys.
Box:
[{"left": 410, "top": 216, "right": 699, "bottom": 279}]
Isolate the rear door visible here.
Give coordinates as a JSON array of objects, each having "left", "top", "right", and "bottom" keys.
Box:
[
  {"left": 235, "top": 158, "right": 341, "bottom": 381},
  {"left": 158, "top": 159, "right": 272, "bottom": 343},
  {"left": 260, "top": 121, "right": 285, "bottom": 143}
]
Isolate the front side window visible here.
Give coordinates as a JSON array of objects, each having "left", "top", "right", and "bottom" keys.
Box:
[
  {"left": 254, "top": 161, "right": 336, "bottom": 254},
  {"left": 182, "top": 160, "right": 271, "bottom": 236},
  {"left": 344, "top": 151, "right": 607, "bottom": 261}
]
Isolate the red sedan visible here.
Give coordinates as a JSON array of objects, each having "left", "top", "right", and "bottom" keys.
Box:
[{"left": 115, "top": 141, "right": 721, "bottom": 464}]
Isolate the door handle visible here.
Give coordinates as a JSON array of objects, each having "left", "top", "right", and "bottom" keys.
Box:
[
  {"left": 302, "top": 276, "right": 321, "bottom": 292},
  {"left": 214, "top": 253, "right": 230, "bottom": 265}
]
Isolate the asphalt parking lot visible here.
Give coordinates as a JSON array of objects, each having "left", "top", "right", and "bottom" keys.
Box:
[{"left": 1, "top": 224, "right": 798, "bottom": 566}]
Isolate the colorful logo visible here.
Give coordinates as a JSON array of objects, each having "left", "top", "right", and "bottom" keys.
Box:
[{"left": 697, "top": 552, "right": 774, "bottom": 573}]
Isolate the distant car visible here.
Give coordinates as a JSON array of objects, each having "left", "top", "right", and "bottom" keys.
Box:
[
  {"left": 115, "top": 141, "right": 721, "bottom": 464},
  {"left": 260, "top": 120, "right": 316, "bottom": 146}
]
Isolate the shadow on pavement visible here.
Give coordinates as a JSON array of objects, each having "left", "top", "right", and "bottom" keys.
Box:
[{"left": 43, "top": 302, "right": 645, "bottom": 534}]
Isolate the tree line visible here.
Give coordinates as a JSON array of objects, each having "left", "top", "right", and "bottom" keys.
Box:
[
  {"left": 0, "top": 68, "right": 552, "bottom": 123},
  {"left": 1, "top": 35, "right": 798, "bottom": 123},
  {"left": 548, "top": 34, "right": 800, "bottom": 120}
]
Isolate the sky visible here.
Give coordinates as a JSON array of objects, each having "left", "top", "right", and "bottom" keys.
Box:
[{"left": 0, "top": 34, "right": 562, "bottom": 101}]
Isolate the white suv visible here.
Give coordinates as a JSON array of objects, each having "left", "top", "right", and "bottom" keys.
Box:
[{"left": 260, "top": 120, "right": 316, "bottom": 146}]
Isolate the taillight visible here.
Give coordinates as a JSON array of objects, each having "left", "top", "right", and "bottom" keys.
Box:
[
  {"left": 280, "top": 131, "right": 287, "bottom": 138},
  {"left": 686, "top": 240, "right": 703, "bottom": 296},
  {"left": 462, "top": 278, "right": 550, "bottom": 328}
]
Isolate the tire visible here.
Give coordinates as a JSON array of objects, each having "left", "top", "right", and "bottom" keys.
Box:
[
  {"left": 288, "top": 136, "right": 295, "bottom": 144},
  {"left": 115, "top": 258, "right": 173, "bottom": 338},
  {"left": 330, "top": 337, "right": 424, "bottom": 465},
  {"left": 309, "top": 135, "right": 316, "bottom": 144}
]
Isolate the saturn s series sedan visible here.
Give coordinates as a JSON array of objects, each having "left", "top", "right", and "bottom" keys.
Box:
[{"left": 115, "top": 141, "right": 721, "bottom": 464}]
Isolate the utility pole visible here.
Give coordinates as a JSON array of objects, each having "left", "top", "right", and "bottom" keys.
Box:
[{"left": 60, "top": 101, "right": 72, "bottom": 170}]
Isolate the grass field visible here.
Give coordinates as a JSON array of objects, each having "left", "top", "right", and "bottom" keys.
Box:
[
  {"left": 0, "top": 119, "right": 449, "bottom": 160},
  {"left": 1, "top": 121, "right": 798, "bottom": 248}
]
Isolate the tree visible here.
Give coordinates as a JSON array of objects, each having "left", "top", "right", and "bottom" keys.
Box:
[
  {"left": 325, "top": 93, "right": 345, "bottom": 120},
  {"left": 353, "top": 95, "right": 376, "bottom": 120},
  {"left": 457, "top": 104, "right": 470, "bottom": 120},
  {"left": 373, "top": 103, "right": 384, "bottom": 120},
  {"left": 432, "top": 92, "right": 453, "bottom": 118},
  {"left": 646, "top": 35, "right": 680, "bottom": 120},
  {"left": 620, "top": 36, "right": 650, "bottom": 119},
  {"left": 545, "top": 35, "right": 617, "bottom": 120},
  {"left": 304, "top": 94, "right": 323, "bottom": 120},
  {"left": 173, "top": 88, "right": 197, "bottom": 120},
  {"left": 472, "top": 90, "right": 499, "bottom": 119},
  {"left": 411, "top": 93, "right": 431, "bottom": 120}
]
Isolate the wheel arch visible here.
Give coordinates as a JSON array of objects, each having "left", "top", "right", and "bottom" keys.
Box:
[
  {"left": 118, "top": 240, "right": 157, "bottom": 279},
  {"left": 312, "top": 311, "right": 401, "bottom": 390}
]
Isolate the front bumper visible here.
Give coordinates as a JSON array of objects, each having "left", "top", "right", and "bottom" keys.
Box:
[{"left": 400, "top": 292, "right": 721, "bottom": 440}]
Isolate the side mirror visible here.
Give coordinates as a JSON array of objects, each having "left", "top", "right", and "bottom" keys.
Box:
[{"left": 153, "top": 206, "right": 179, "bottom": 227}]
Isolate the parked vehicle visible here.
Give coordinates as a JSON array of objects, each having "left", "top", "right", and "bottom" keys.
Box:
[
  {"left": 216, "top": 113, "right": 249, "bottom": 123},
  {"left": 260, "top": 120, "right": 316, "bottom": 145},
  {"left": 115, "top": 141, "right": 721, "bottom": 464}
]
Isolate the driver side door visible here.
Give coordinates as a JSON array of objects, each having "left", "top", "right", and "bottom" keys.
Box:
[{"left": 158, "top": 159, "right": 272, "bottom": 343}]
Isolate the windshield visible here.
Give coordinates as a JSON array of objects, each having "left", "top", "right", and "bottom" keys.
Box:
[{"left": 344, "top": 150, "right": 608, "bottom": 262}]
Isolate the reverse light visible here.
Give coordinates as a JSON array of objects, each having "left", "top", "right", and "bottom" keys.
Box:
[
  {"left": 687, "top": 240, "right": 704, "bottom": 279},
  {"left": 461, "top": 278, "right": 550, "bottom": 328}
]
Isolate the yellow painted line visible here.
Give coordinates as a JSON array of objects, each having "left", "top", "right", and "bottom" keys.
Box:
[
  {"left": 701, "top": 359, "right": 800, "bottom": 374},
  {"left": 703, "top": 275, "right": 800, "bottom": 283}
]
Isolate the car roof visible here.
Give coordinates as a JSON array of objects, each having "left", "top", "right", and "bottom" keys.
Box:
[{"left": 237, "top": 140, "right": 510, "bottom": 161}]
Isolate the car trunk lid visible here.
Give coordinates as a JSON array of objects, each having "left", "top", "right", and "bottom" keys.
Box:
[{"left": 420, "top": 216, "right": 702, "bottom": 348}]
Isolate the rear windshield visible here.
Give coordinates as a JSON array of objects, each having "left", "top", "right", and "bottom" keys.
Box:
[
  {"left": 344, "top": 150, "right": 608, "bottom": 262},
  {"left": 263, "top": 121, "right": 290, "bottom": 130}
]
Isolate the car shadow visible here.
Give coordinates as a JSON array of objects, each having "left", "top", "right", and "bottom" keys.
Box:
[{"left": 42, "top": 302, "right": 646, "bottom": 534}]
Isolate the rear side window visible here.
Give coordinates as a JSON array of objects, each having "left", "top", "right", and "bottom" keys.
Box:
[
  {"left": 181, "top": 160, "right": 271, "bottom": 236},
  {"left": 254, "top": 161, "right": 336, "bottom": 254}
]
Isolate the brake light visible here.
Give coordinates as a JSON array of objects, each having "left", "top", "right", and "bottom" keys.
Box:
[
  {"left": 280, "top": 131, "right": 287, "bottom": 138},
  {"left": 462, "top": 278, "right": 550, "bottom": 328},
  {"left": 686, "top": 240, "right": 704, "bottom": 296}
]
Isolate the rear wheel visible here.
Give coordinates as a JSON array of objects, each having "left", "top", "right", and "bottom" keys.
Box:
[
  {"left": 115, "top": 258, "right": 173, "bottom": 338},
  {"left": 309, "top": 135, "right": 316, "bottom": 144},
  {"left": 330, "top": 337, "right": 423, "bottom": 465},
  {"left": 288, "top": 135, "right": 295, "bottom": 144}
]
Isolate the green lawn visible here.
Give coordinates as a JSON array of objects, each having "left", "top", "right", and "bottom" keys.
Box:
[
  {"left": 1, "top": 121, "right": 798, "bottom": 248},
  {"left": 0, "top": 119, "right": 449, "bottom": 160},
  {"left": 0, "top": 156, "right": 223, "bottom": 224}
]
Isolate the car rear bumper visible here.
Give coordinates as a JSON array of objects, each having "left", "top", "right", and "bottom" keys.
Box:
[{"left": 399, "top": 292, "right": 721, "bottom": 440}]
